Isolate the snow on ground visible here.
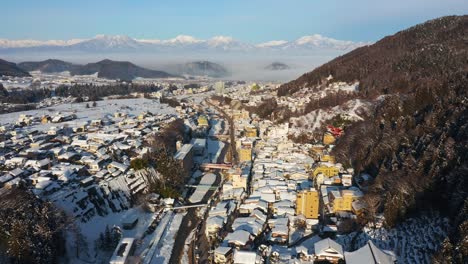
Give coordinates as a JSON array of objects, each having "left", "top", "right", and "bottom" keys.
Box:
[
  {"left": 177, "top": 90, "right": 215, "bottom": 104},
  {"left": 0, "top": 98, "right": 176, "bottom": 130},
  {"left": 149, "top": 212, "right": 185, "bottom": 264},
  {"left": 290, "top": 99, "right": 372, "bottom": 135},
  {"left": 336, "top": 213, "right": 449, "bottom": 264},
  {"left": 69, "top": 206, "right": 155, "bottom": 264},
  {"left": 142, "top": 212, "right": 173, "bottom": 264},
  {"left": 295, "top": 81, "right": 359, "bottom": 99},
  {"left": 182, "top": 228, "right": 197, "bottom": 264}
]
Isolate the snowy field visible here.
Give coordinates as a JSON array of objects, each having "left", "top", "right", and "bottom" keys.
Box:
[{"left": 0, "top": 98, "right": 177, "bottom": 130}]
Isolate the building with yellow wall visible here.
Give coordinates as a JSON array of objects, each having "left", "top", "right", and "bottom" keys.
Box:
[
  {"left": 296, "top": 190, "right": 320, "bottom": 219},
  {"left": 239, "top": 148, "right": 252, "bottom": 162},
  {"left": 329, "top": 189, "right": 361, "bottom": 212},
  {"left": 323, "top": 133, "right": 336, "bottom": 145},
  {"left": 320, "top": 154, "right": 336, "bottom": 163},
  {"left": 313, "top": 165, "right": 340, "bottom": 178},
  {"left": 244, "top": 126, "right": 257, "bottom": 138},
  {"left": 232, "top": 173, "right": 248, "bottom": 190},
  {"left": 198, "top": 115, "right": 209, "bottom": 126},
  {"left": 238, "top": 139, "right": 253, "bottom": 162}
]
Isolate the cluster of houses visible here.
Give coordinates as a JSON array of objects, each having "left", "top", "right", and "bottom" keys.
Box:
[
  {"left": 0, "top": 109, "right": 182, "bottom": 223},
  {"left": 205, "top": 91, "right": 395, "bottom": 263}
]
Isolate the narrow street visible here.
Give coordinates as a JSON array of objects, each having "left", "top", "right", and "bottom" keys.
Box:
[
  {"left": 168, "top": 105, "right": 230, "bottom": 264},
  {"left": 168, "top": 149, "right": 228, "bottom": 263}
]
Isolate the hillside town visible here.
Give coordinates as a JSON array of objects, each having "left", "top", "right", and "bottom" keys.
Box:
[{"left": 0, "top": 78, "right": 409, "bottom": 264}]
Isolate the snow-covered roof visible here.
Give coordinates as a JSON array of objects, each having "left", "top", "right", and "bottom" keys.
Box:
[
  {"left": 225, "top": 230, "right": 251, "bottom": 246},
  {"left": 215, "top": 246, "right": 232, "bottom": 256},
  {"left": 234, "top": 250, "right": 259, "bottom": 264},
  {"left": 345, "top": 240, "right": 395, "bottom": 264},
  {"left": 314, "top": 238, "right": 344, "bottom": 257}
]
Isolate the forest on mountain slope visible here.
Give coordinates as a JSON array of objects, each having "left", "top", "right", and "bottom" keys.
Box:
[{"left": 279, "top": 15, "right": 467, "bottom": 262}]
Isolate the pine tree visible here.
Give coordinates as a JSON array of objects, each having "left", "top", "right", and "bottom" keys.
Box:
[{"left": 104, "top": 225, "right": 112, "bottom": 250}]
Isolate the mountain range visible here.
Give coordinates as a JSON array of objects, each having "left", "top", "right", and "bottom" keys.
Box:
[
  {"left": 0, "top": 59, "right": 30, "bottom": 77},
  {"left": 1, "top": 59, "right": 174, "bottom": 80},
  {"left": 18, "top": 59, "right": 78, "bottom": 73},
  {"left": 0, "top": 34, "right": 368, "bottom": 53}
]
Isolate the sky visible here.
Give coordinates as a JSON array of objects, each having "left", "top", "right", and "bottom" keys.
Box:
[{"left": 2, "top": 0, "right": 467, "bottom": 42}]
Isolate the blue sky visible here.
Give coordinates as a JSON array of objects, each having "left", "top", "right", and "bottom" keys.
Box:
[{"left": 2, "top": 0, "right": 467, "bottom": 42}]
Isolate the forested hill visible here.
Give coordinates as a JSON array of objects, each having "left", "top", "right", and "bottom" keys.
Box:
[
  {"left": 0, "top": 59, "right": 31, "bottom": 77},
  {"left": 278, "top": 15, "right": 467, "bottom": 97},
  {"left": 280, "top": 15, "right": 468, "bottom": 262},
  {"left": 69, "top": 59, "right": 175, "bottom": 80},
  {"left": 18, "top": 59, "right": 78, "bottom": 73}
]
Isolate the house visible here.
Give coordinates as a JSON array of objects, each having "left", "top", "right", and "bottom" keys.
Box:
[
  {"left": 233, "top": 250, "right": 262, "bottom": 264},
  {"left": 206, "top": 216, "right": 226, "bottom": 238},
  {"left": 329, "top": 188, "right": 363, "bottom": 212},
  {"left": 0, "top": 174, "right": 14, "bottom": 188},
  {"left": 109, "top": 238, "right": 136, "bottom": 264},
  {"left": 296, "top": 245, "right": 312, "bottom": 261},
  {"left": 323, "top": 132, "right": 336, "bottom": 145},
  {"left": 341, "top": 174, "right": 353, "bottom": 186},
  {"left": 80, "top": 176, "right": 94, "bottom": 187},
  {"left": 174, "top": 144, "right": 194, "bottom": 178},
  {"left": 198, "top": 115, "right": 209, "bottom": 127},
  {"left": 214, "top": 246, "right": 234, "bottom": 264},
  {"left": 190, "top": 138, "right": 206, "bottom": 156},
  {"left": 238, "top": 139, "right": 253, "bottom": 163},
  {"left": 345, "top": 240, "right": 396, "bottom": 264},
  {"left": 270, "top": 221, "right": 289, "bottom": 244},
  {"left": 296, "top": 189, "right": 319, "bottom": 219},
  {"left": 244, "top": 126, "right": 257, "bottom": 138},
  {"left": 232, "top": 217, "right": 265, "bottom": 237},
  {"left": 225, "top": 230, "right": 253, "bottom": 249},
  {"left": 314, "top": 238, "right": 344, "bottom": 263},
  {"left": 107, "top": 161, "right": 129, "bottom": 173},
  {"left": 320, "top": 154, "right": 336, "bottom": 163},
  {"left": 90, "top": 119, "right": 103, "bottom": 126},
  {"left": 313, "top": 164, "right": 340, "bottom": 178},
  {"left": 232, "top": 170, "right": 248, "bottom": 190},
  {"left": 5, "top": 157, "right": 26, "bottom": 168}
]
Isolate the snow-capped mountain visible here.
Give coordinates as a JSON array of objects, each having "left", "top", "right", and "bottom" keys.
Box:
[
  {"left": 256, "top": 34, "right": 367, "bottom": 50},
  {"left": 0, "top": 34, "right": 368, "bottom": 53},
  {"left": 68, "top": 35, "right": 143, "bottom": 51},
  {"left": 0, "top": 38, "right": 85, "bottom": 48}
]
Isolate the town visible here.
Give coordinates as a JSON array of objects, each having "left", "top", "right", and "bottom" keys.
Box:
[{"left": 0, "top": 77, "right": 405, "bottom": 264}]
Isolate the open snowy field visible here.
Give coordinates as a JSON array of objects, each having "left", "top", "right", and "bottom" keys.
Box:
[{"left": 0, "top": 98, "right": 177, "bottom": 130}]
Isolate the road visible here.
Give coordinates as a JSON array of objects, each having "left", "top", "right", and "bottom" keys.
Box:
[{"left": 168, "top": 110, "right": 230, "bottom": 264}]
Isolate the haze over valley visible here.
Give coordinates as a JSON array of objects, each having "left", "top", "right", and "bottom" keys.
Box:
[
  {"left": 0, "top": 34, "right": 368, "bottom": 81},
  {"left": 0, "top": 1, "right": 467, "bottom": 264}
]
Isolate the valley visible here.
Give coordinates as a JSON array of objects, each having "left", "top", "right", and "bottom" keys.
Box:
[{"left": 0, "top": 6, "right": 466, "bottom": 264}]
